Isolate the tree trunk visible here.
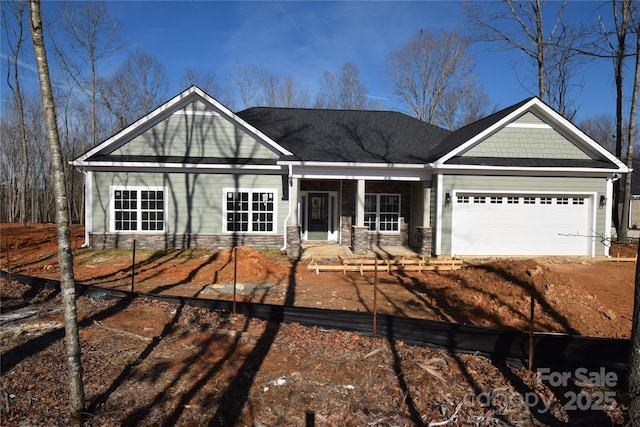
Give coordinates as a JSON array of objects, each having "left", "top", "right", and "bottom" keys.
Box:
[
  {"left": 629, "top": 236, "right": 640, "bottom": 424},
  {"left": 29, "top": 1, "right": 85, "bottom": 424},
  {"left": 625, "top": 19, "right": 640, "bottom": 426}
]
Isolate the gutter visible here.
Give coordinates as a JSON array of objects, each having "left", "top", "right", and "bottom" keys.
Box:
[{"left": 281, "top": 164, "right": 293, "bottom": 252}]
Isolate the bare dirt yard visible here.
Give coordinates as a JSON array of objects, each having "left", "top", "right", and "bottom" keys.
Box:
[{"left": 0, "top": 223, "right": 636, "bottom": 426}]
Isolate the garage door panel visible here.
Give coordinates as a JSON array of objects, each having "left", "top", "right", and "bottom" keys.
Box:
[{"left": 452, "top": 194, "right": 591, "bottom": 256}]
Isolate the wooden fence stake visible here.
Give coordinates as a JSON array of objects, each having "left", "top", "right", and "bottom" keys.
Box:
[
  {"left": 5, "top": 237, "right": 10, "bottom": 280},
  {"left": 131, "top": 240, "right": 136, "bottom": 293},
  {"left": 373, "top": 258, "right": 378, "bottom": 338},
  {"left": 529, "top": 292, "right": 535, "bottom": 370},
  {"left": 233, "top": 247, "right": 237, "bottom": 315}
]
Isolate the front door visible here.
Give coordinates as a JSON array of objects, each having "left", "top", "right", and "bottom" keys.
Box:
[{"left": 307, "top": 193, "right": 329, "bottom": 240}]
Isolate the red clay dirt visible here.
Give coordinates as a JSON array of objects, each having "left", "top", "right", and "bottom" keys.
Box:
[{"left": 0, "top": 223, "right": 636, "bottom": 425}]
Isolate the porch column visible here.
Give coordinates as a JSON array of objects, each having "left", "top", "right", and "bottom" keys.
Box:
[
  {"left": 352, "top": 179, "right": 368, "bottom": 255},
  {"left": 286, "top": 176, "right": 301, "bottom": 259},
  {"left": 417, "top": 181, "right": 432, "bottom": 257},
  {"left": 290, "top": 177, "right": 300, "bottom": 225},
  {"left": 355, "top": 179, "right": 365, "bottom": 226}
]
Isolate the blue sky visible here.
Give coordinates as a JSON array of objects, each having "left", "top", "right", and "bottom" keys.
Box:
[{"left": 2, "top": 1, "right": 634, "bottom": 123}]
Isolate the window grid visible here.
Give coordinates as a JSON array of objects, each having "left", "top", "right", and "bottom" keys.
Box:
[
  {"left": 141, "top": 190, "right": 164, "bottom": 231},
  {"left": 365, "top": 194, "right": 400, "bottom": 232},
  {"left": 507, "top": 196, "right": 519, "bottom": 204},
  {"left": 572, "top": 198, "right": 585, "bottom": 205},
  {"left": 252, "top": 192, "right": 274, "bottom": 232},
  {"left": 114, "top": 190, "right": 138, "bottom": 231},
  {"left": 540, "top": 197, "right": 552, "bottom": 205},
  {"left": 523, "top": 197, "right": 536, "bottom": 204},
  {"left": 457, "top": 195, "right": 470, "bottom": 204},
  {"left": 557, "top": 197, "right": 569, "bottom": 205},
  {"left": 113, "top": 188, "right": 166, "bottom": 232},
  {"left": 226, "top": 190, "right": 276, "bottom": 233},
  {"left": 490, "top": 196, "right": 503, "bottom": 204}
]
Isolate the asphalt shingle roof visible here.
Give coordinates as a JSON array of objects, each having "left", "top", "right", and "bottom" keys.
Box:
[{"left": 237, "top": 107, "right": 451, "bottom": 164}]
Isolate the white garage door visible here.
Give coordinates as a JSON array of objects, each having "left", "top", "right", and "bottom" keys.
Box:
[{"left": 452, "top": 194, "right": 592, "bottom": 256}]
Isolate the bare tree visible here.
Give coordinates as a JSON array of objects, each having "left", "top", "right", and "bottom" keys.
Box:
[
  {"left": 29, "top": 1, "right": 85, "bottom": 424},
  {"left": 609, "top": 0, "right": 638, "bottom": 243},
  {"left": 386, "top": 29, "right": 489, "bottom": 129},
  {"left": 626, "top": 12, "right": 640, "bottom": 423},
  {"left": 2, "top": 0, "right": 29, "bottom": 225},
  {"left": 465, "top": 0, "right": 586, "bottom": 117},
  {"left": 579, "top": 114, "right": 618, "bottom": 154},
  {"left": 52, "top": 1, "right": 122, "bottom": 146},
  {"left": 179, "top": 67, "right": 235, "bottom": 107},
  {"left": 316, "top": 62, "right": 369, "bottom": 110},
  {"left": 233, "top": 64, "right": 265, "bottom": 109},
  {"left": 98, "top": 48, "right": 169, "bottom": 129}
]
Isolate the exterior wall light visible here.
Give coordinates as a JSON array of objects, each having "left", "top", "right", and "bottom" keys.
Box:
[
  {"left": 445, "top": 193, "right": 451, "bottom": 206},
  {"left": 599, "top": 195, "right": 607, "bottom": 208}
]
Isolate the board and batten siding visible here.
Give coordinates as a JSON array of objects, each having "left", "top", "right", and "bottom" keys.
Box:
[
  {"left": 437, "top": 174, "right": 609, "bottom": 256},
  {"left": 92, "top": 171, "right": 287, "bottom": 236},
  {"left": 110, "top": 100, "right": 279, "bottom": 160}
]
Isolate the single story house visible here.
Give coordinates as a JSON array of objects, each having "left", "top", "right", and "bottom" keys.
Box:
[{"left": 72, "top": 86, "right": 628, "bottom": 257}]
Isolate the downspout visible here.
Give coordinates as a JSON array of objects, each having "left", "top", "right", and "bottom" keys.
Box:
[
  {"left": 281, "top": 164, "right": 293, "bottom": 251},
  {"left": 80, "top": 169, "right": 90, "bottom": 248},
  {"left": 605, "top": 173, "right": 622, "bottom": 257}
]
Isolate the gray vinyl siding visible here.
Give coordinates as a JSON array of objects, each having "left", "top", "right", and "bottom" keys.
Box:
[
  {"left": 514, "top": 111, "right": 545, "bottom": 125},
  {"left": 437, "top": 174, "right": 609, "bottom": 256},
  {"left": 92, "top": 171, "right": 287, "bottom": 235},
  {"left": 111, "top": 100, "right": 279, "bottom": 160},
  {"left": 462, "top": 126, "right": 591, "bottom": 160}
]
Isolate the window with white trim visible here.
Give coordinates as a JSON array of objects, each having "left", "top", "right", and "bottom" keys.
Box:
[
  {"left": 457, "top": 195, "right": 470, "bottom": 204},
  {"left": 112, "top": 187, "right": 166, "bottom": 232},
  {"left": 523, "top": 197, "right": 536, "bottom": 204},
  {"left": 225, "top": 189, "right": 276, "bottom": 233},
  {"left": 556, "top": 197, "right": 569, "bottom": 205},
  {"left": 507, "top": 196, "right": 519, "bottom": 204},
  {"left": 365, "top": 194, "right": 400, "bottom": 232}
]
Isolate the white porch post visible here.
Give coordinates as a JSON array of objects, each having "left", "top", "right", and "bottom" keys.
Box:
[
  {"left": 356, "top": 179, "right": 365, "bottom": 226},
  {"left": 423, "top": 182, "right": 431, "bottom": 227},
  {"left": 290, "top": 177, "right": 300, "bottom": 225}
]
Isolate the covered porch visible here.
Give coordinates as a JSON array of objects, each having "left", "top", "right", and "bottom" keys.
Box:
[{"left": 285, "top": 176, "right": 433, "bottom": 258}]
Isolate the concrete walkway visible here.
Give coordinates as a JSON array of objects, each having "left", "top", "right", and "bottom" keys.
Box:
[{"left": 300, "top": 242, "right": 419, "bottom": 260}]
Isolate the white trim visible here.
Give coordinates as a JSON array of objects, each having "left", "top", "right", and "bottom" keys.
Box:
[
  {"left": 432, "top": 164, "right": 625, "bottom": 174},
  {"left": 172, "top": 110, "right": 220, "bottom": 117},
  {"left": 84, "top": 171, "right": 92, "bottom": 246},
  {"left": 505, "top": 123, "right": 552, "bottom": 129},
  {"left": 278, "top": 160, "right": 427, "bottom": 168},
  {"left": 75, "top": 161, "right": 283, "bottom": 171},
  {"left": 73, "top": 86, "right": 292, "bottom": 166},
  {"left": 109, "top": 185, "right": 168, "bottom": 233},
  {"left": 435, "top": 173, "right": 443, "bottom": 255},
  {"left": 300, "top": 191, "right": 339, "bottom": 241},
  {"left": 605, "top": 177, "right": 614, "bottom": 257},
  {"left": 222, "top": 188, "right": 279, "bottom": 234}
]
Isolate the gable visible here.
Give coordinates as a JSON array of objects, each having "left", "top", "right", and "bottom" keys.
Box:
[
  {"left": 107, "top": 100, "right": 279, "bottom": 160},
  {"left": 434, "top": 98, "right": 627, "bottom": 172},
  {"left": 73, "top": 86, "right": 291, "bottom": 168},
  {"left": 461, "top": 112, "right": 591, "bottom": 160}
]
